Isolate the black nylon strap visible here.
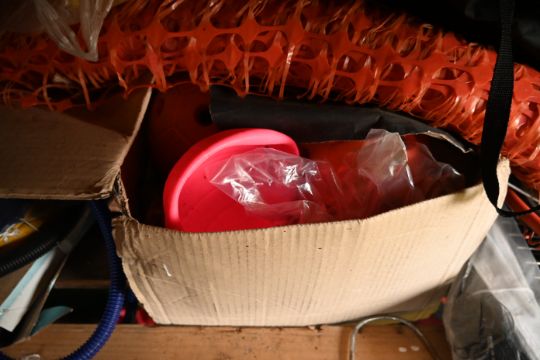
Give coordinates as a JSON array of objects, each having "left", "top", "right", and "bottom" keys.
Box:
[{"left": 481, "top": 0, "right": 540, "bottom": 217}]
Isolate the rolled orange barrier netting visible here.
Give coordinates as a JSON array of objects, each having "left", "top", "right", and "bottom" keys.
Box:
[{"left": 0, "top": 0, "right": 539, "bottom": 193}]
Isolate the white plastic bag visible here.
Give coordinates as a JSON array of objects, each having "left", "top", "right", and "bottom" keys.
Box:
[
  {"left": 0, "top": 0, "right": 113, "bottom": 61},
  {"left": 444, "top": 217, "right": 540, "bottom": 360}
]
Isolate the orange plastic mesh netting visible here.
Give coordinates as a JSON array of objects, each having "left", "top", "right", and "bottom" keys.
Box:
[{"left": 1, "top": 0, "right": 540, "bottom": 192}]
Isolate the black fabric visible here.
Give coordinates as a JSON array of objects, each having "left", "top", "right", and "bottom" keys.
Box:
[
  {"left": 210, "top": 86, "right": 465, "bottom": 143},
  {"left": 366, "top": 0, "right": 540, "bottom": 71},
  {"left": 480, "top": 0, "right": 540, "bottom": 217},
  {"left": 465, "top": 0, "right": 540, "bottom": 70}
]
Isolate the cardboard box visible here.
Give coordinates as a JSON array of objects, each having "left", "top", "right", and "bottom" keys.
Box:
[{"left": 0, "top": 89, "right": 510, "bottom": 326}]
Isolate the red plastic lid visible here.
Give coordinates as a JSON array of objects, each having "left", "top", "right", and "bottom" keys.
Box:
[{"left": 164, "top": 129, "right": 299, "bottom": 232}]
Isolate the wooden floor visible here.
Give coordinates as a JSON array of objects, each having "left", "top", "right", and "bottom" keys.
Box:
[{"left": 4, "top": 323, "right": 451, "bottom": 359}]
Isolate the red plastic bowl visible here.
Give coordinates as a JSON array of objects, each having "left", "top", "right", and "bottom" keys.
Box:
[{"left": 164, "top": 129, "right": 299, "bottom": 232}]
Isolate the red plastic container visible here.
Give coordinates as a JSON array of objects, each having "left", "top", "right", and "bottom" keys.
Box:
[{"left": 164, "top": 129, "right": 299, "bottom": 232}]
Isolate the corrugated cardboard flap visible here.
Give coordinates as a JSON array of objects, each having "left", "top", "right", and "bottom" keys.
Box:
[
  {"left": 0, "top": 89, "right": 151, "bottom": 199},
  {"left": 114, "top": 161, "right": 510, "bottom": 326}
]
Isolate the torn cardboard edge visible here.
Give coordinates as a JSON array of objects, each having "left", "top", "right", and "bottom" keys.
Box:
[
  {"left": 0, "top": 88, "right": 151, "bottom": 200},
  {"left": 114, "top": 160, "right": 509, "bottom": 326}
]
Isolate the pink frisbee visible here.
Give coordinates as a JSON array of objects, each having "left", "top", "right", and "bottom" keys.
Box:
[{"left": 164, "top": 129, "right": 299, "bottom": 232}]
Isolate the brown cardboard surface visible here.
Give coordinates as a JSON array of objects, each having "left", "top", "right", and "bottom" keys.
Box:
[
  {"left": 114, "top": 161, "right": 509, "bottom": 326},
  {"left": 0, "top": 89, "right": 150, "bottom": 199}
]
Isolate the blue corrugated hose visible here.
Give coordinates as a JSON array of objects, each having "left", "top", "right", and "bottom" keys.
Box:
[{"left": 0, "top": 200, "right": 126, "bottom": 360}]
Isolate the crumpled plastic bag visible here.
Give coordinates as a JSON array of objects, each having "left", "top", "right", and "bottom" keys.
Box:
[
  {"left": 207, "top": 148, "right": 341, "bottom": 225},
  {"left": 0, "top": 0, "right": 114, "bottom": 61},
  {"left": 333, "top": 129, "right": 466, "bottom": 218},
  {"left": 209, "top": 129, "right": 465, "bottom": 226},
  {"left": 443, "top": 216, "right": 540, "bottom": 360}
]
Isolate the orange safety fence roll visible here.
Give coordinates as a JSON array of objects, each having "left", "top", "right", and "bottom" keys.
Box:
[{"left": 1, "top": 0, "right": 539, "bottom": 193}]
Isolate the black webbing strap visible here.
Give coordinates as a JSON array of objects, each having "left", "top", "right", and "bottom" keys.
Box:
[{"left": 481, "top": 0, "right": 540, "bottom": 217}]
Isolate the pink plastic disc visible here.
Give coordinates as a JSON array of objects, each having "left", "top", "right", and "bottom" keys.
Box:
[{"left": 164, "top": 129, "right": 299, "bottom": 232}]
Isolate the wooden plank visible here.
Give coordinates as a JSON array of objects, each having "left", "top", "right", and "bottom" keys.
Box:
[
  {"left": 54, "top": 279, "right": 110, "bottom": 289},
  {"left": 4, "top": 323, "right": 451, "bottom": 359}
]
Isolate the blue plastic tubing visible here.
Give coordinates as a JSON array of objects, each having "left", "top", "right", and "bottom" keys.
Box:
[{"left": 0, "top": 200, "right": 126, "bottom": 360}]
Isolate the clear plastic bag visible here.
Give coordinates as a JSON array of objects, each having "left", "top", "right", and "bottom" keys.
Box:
[
  {"left": 352, "top": 130, "right": 465, "bottom": 215},
  {"left": 209, "top": 129, "right": 465, "bottom": 226},
  {"left": 443, "top": 216, "right": 540, "bottom": 360},
  {"left": 0, "top": 0, "right": 113, "bottom": 61},
  {"left": 208, "top": 148, "right": 340, "bottom": 225}
]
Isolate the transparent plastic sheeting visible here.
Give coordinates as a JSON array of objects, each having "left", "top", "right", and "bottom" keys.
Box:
[
  {"left": 444, "top": 217, "right": 540, "bottom": 360},
  {"left": 208, "top": 129, "right": 464, "bottom": 227},
  {"left": 0, "top": 0, "right": 113, "bottom": 61}
]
